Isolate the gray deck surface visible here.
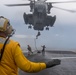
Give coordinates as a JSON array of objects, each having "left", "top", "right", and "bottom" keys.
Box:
[{"left": 19, "top": 51, "right": 76, "bottom": 75}]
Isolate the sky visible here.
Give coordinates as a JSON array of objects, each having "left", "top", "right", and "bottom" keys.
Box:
[{"left": 0, "top": 0, "right": 76, "bottom": 51}]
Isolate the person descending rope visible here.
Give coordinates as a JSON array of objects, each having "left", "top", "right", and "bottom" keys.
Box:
[{"left": 36, "top": 31, "right": 41, "bottom": 39}]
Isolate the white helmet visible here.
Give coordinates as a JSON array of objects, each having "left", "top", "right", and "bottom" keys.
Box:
[
  {"left": 0, "top": 16, "right": 9, "bottom": 31},
  {"left": 0, "top": 16, "right": 15, "bottom": 36}
]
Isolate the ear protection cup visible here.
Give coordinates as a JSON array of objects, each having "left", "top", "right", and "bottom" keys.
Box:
[{"left": 6, "top": 25, "right": 13, "bottom": 35}]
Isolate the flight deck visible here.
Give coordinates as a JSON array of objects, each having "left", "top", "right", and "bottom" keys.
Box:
[{"left": 19, "top": 50, "right": 76, "bottom": 75}]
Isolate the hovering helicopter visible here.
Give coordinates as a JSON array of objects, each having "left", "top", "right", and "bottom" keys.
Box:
[{"left": 5, "top": 0, "right": 76, "bottom": 34}]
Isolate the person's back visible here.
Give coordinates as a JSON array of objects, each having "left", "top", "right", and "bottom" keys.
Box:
[
  {"left": 0, "top": 16, "right": 61, "bottom": 75},
  {"left": 0, "top": 39, "right": 19, "bottom": 75}
]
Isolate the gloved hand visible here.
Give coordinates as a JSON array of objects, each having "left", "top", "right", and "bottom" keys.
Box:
[{"left": 45, "top": 59, "right": 61, "bottom": 68}]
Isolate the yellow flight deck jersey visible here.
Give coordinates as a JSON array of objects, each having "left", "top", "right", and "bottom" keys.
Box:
[{"left": 0, "top": 37, "right": 46, "bottom": 75}]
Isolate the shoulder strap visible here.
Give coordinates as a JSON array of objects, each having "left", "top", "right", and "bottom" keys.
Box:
[{"left": 0, "top": 37, "right": 10, "bottom": 61}]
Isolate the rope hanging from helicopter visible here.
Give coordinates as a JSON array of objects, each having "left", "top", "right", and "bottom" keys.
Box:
[
  {"left": 34, "top": 31, "right": 41, "bottom": 52},
  {"left": 34, "top": 37, "right": 38, "bottom": 51}
]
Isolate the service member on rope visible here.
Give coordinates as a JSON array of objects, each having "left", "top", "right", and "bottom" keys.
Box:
[{"left": 0, "top": 16, "right": 61, "bottom": 75}]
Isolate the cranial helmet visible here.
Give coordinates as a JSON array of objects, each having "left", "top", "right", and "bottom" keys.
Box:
[
  {"left": 0, "top": 16, "right": 9, "bottom": 31},
  {"left": 0, "top": 16, "right": 14, "bottom": 36}
]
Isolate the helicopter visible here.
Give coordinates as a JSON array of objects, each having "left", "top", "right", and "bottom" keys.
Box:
[{"left": 5, "top": 0, "right": 76, "bottom": 38}]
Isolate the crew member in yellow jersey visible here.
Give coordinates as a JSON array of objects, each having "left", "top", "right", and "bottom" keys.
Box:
[{"left": 0, "top": 16, "right": 61, "bottom": 75}]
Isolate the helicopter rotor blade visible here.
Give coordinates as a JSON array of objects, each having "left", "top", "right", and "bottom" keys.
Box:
[
  {"left": 5, "top": 3, "right": 30, "bottom": 6},
  {"left": 52, "top": 6, "right": 76, "bottom": 13},
  {"left": 47, "top": 1, "right": 76, "bottom": 4}
]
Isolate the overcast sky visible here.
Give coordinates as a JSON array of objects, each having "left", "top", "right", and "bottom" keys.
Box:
[{"left": 0, "top": 0, "right": 76, "bottom": 51}]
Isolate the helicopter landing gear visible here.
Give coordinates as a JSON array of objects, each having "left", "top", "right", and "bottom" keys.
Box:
[
  {"left": 28, "top": 25, "right": 32, "bottom": 29},
  {"left": 46, "top": 27, "right": 49, "bottom": 30},
  {"left": 23, "top": 13, "right": 28, "bottom": 24}
]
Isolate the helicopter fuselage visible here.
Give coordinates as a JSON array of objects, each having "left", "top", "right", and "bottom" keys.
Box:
[
  {"left": 23, "top": 0, "right": 56, "bottom": 31},
  {"left": 5, "top": 0, "right": 76, "bottom": 31},
  {"left": 32, "top": 1, "right": 47, "bottom": 30}
]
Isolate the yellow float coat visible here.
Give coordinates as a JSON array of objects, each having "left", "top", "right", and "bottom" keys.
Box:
[{"left": 0, "top": 37, "right": 46, "bottom": 75}]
